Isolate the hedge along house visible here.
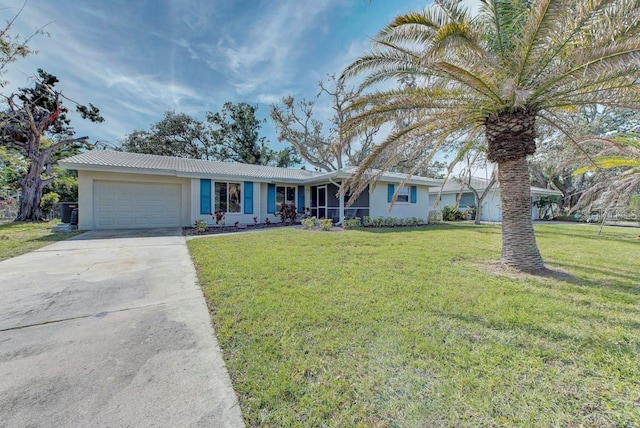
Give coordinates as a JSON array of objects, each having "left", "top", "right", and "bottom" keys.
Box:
[
  {"left": 58, "top": 151, "right": 441, "bottom": 230},
  {"left": 432, "top": 176, "right": 563, "bottom": 222}
]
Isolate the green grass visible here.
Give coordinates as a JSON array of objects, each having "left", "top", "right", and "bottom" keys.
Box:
[
  {"left": 188, "top": 223, "right": 640, "bottom": 427},
  {"left": 0, "top": 220, "right": 83, "bottom": 261}
]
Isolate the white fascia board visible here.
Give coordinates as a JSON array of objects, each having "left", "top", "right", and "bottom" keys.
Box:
[{"left": 57, "top": 162, "right": 179, "bottom": 177}]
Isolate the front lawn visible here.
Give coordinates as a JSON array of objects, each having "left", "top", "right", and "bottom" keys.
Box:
[
  {"left": 188, "top": 223, "right": 640, "bottom": 427},
  {"left": 0, "top": 220, "right": 83, "bottom": 261}
]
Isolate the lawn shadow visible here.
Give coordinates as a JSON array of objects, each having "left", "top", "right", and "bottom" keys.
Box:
[{"left": 548, "top": 262, "right": 640, "bottom": 295}]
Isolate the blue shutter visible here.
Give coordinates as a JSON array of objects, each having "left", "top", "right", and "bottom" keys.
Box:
[
  {"left": 267, "top": 183, "right": 276, "bottom": 213},
  {"left": 387, "top": 184, "right": 395, "bottom": 203},
  {"left": 244, "top": 182, "right": 253, "bottom": 214},
  {"left": 297, "top": 186, "right": 305, "bottom": 213},
  {"left": 410, "top": 186, "right": 417, "bottom": 204},
  {"left": 200, "top": 179, "right": 211, "bottom": 214}
]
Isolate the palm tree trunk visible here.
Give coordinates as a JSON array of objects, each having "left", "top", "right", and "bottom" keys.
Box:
[{"left": 497, "top": 157, "right": 544, "bottom": 272}]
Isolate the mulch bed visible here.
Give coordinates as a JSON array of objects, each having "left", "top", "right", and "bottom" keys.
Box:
[{"left": 183, "top": 222, "right": 299, "bottom": 236}]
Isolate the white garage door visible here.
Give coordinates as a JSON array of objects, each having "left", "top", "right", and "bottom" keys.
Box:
[{"left": 94, "top": 181, "right": 181, "bottom": 229}]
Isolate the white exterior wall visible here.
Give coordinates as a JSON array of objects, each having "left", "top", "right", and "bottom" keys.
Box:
[
  {"left": 77, "top": 170, "right": 191, "bottom": 230},
  {"left": 192, "top": 179, "right": 261, "bottom": 226},
  {"left": 435, "top": 189, "right": 557, "bottom": 222},
  {"left": 368, "top": 182, "right": 430, "bottom": 221},
  {"left": 436, "top": 191, "right": 503, "bottom": 222}
]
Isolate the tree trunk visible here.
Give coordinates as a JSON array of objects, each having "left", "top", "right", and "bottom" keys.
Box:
[
  {"left": 474, "top": 195, "right": 483, "bottom": 225},
  {"left": 15, "top": 159, "right": 47, "bottom": 221},
  {"left": 497, "top": 157, "right": 544, "bottom": 271},
  {"left": 485, "top": 107, "right": 544, "bottom": 272}
]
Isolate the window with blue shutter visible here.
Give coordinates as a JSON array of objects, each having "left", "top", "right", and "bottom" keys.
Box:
[
  {"left": 244, "top": 182, "right": 253, "bottom": 214},
  {"left": 267, "top": 183, "right": 276, "bottom": 213},
  {"left": 387, "top": 184, "right": 395, "bottom": 203},
  {"left": 297, "top": 186, "right": 305, "bottom": 213},
  {"left": 410, "top": 186, "right": 417, "bottom": 204},
  {"left": 200, "top": 179, "right": 211, "bottom": 214}
]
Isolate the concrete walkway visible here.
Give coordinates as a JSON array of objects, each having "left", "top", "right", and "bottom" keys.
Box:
[{"left": 0, "top": 228, "right": 244, "bottom": 427}]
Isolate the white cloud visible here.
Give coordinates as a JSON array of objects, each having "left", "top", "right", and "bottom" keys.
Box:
[{"left": 206, "top": 0, "right": 337, "bottom": 96}]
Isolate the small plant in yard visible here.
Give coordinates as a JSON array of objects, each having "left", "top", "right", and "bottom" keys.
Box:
[
  {"left": 342, "top": 217, "right": 361, "bottom": 229},
  {"left": 443, "top": 205, "right": 463, "bottom": 221},
  {"left": 213, "top": 210, "right": 226, "bottom": 225},
  {"left": 362, "top": 216, "right": 372, "bottom": 226},
  {"left": 371, "top": 216, "right": 384, "bottom": 227},
  {"left": 194, "top": 219, "right": 208, "bottom": 233},
  {"left": 253, "top": 216, "right": 258, "bottom": 225},
  {"left": 301, "top": 216, "right": 317, "bottom": 229},
  {"left": 264, "top": 217, "right": 271, "bottom": 225},
  {"left": 383, "top": 216, "right": 396, "bottom": 227},
  {"left": 319, "top": 218, "right": 333, "bottom": 231},
  {"left": 428, "top": 210, "right": 443, "bottom": 223},
  {"left": 275, "top": 203, "right": 298, "bottom": 224}
]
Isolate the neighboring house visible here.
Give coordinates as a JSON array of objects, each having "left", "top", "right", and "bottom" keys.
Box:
[
  {"left": 432, "top": 176, "right": 563, "bottom": 222},
  {"left": 58, "top": 151, "right": 441, "bottom": 230}
]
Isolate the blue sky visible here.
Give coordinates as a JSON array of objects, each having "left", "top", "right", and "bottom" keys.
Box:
[{"left": 2, "top": 0, "right": 438, "bottom": 151}]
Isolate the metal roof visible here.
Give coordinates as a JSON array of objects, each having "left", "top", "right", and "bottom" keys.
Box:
[
  {"left": 59, "top": 151, "right": 322, "bottom": 182},
  {"left": 435, "top": 176, "right": 562, "bottom": 195},
  {"left": 58, "top": 150, "right": 443, "bottom": 186}
]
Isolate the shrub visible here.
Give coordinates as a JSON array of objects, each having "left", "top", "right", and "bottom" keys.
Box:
[
  {"left": 275, "top": 203, "right": 298, "bottom": 223},
  {"left": 371, "top": 217, "right": 384, "bottom": 227},
  {"left": 428, "top": 210, "right": 443, "bottom": 223},
  {"left": 443, "top": 205, "right": 463, "bottom": 221},
  {"left": 362, "top": 216, "right": 372, "bottom": 226},
  {"left": 40, "top": 192, "right": 60, "bottom": 218},
  {"left": 301, "top": 216, "right": 317, "bottom": 229},
  {"left": 342, "top": 217, "right": 361, "bottom": 229},
  {"left": 320, "top": 218, "right": 333, "bottom": 231},
  {"left": 194, "top": 219, "right": 208, "bottom": 233}
]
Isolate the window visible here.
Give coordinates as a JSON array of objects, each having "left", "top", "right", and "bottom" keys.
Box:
[
  {"left": 215, "top": 182, "right": 241, "bottom": 213},
  {"left": 276, "top": 185, "right": 296, "bottom": 211},
  {"left": 396, "top": 186, "right": 410, "bottom": 203}
]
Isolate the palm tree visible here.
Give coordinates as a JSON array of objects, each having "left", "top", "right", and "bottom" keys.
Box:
[{"left": 342, "top": 0, "right": 640, "bottom": 272}]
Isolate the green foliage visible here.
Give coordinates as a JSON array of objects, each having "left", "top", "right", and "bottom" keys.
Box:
[
  {"left": 121, "top": 104, "right": 300, "bottom": 167},
  {"left": 301, "top": 216, "right": 317, "bottom": 229},
  {"left": 45, "top": 167, "right": 78, "bottom": 201},
  {"left": 189, "top": 224, "right": 640, "bottom": 426},
  {"left": 428, "top": 210, "right": 443, "bottom": 223},
  {"left": 443, "top": 205, "right": 463, "bottom": 221},
  {"left": 39, "top": 191, "right": 59, "bottom": 218},
  {"left": 208, "top": 102, "right": 301, "bottom": 167},
  {"left": 194, "top": 219, "right": 208, "bottom": 233},
  {"left": 319, "top": 218, "right": 333, "bottom": 231},
  {"left": 121, "top": 111, "right": 212, "bottom": 159},
  {"left": 0, "top": 147, "right": 25, "bottom": 197},
  {"left": 342, "top": 217, "right": 361, "bottom": 229}
]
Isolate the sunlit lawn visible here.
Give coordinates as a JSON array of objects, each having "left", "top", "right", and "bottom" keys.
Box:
[
  {"left": 0, "top": 220, "right": 83, "bottom": 261},
  {"left": 188, "top": 223, "right": 640, "bottom": 427}
]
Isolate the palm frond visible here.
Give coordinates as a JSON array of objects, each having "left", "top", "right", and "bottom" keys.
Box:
[{"left": 574, "top": 156, "right": 640, "bottom": 175}]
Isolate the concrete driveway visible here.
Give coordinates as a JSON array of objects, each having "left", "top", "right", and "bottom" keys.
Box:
[{"left": 0, "top": 228, "right": 244, "bottom": 427}]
